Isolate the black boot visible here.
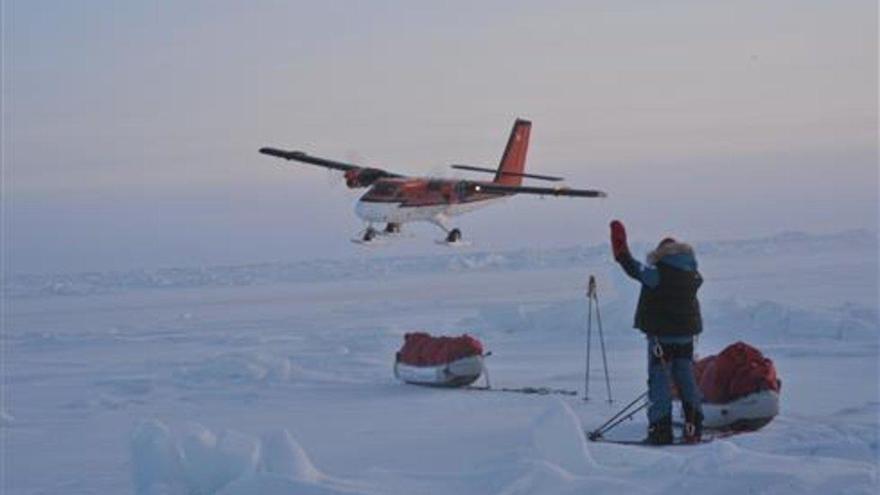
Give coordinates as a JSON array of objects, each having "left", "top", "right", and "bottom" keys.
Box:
[
  {"left": 682, "top": 403, "right": 704, "bottom": 443},
  {"left": 646, "top": 417, "right": 673, "bottom": 445}
]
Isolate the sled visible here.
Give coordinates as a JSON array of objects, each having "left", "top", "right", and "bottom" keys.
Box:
[
  {"left": 687, "top": 389, "right": 780, "bottom": 431},
  {"left": 688, "top": 341, "right": 782, "bottom": 430},
  {"left": 394, "top": 355, "right": 484, "bottom": 387},
  {"left": 394, "top": 332, "right": 485, "bottom": 388}
]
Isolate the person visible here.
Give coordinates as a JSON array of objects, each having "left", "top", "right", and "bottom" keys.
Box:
[{"left": 610, "top": 220, "right": 704, "bottom": 444}]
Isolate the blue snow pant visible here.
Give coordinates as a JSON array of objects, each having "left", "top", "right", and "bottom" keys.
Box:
[{"left": 646, "top": 335, "right": 702, "bottom": 423}]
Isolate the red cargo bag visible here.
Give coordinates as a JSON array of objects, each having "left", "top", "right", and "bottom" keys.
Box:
[
  {"left": 694, "top": 341, "right": 781, "bottom": 404},
  {"left": 397, "top": 332, "right": 484, "bottom": 367}
]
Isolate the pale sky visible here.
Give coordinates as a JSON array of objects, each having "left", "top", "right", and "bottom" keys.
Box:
[{"left": 3, "top": 1, "right": 878, "bottom": 273}]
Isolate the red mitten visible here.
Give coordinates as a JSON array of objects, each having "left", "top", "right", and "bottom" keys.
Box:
[{"left": 610, "top": 220, "right": 629, "bottom": 260}]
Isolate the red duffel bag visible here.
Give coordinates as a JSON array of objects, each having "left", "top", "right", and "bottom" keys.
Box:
[
  {"left": 397, "top": 332, "right": 484, "bottom": 367},
  {"left": 694, "top": 341, "right": 781, "bottom": 404}
]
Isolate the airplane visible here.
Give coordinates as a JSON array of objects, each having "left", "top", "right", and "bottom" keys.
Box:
[{"left": 259, "top": 118, "right": 607, "bottom": 245}]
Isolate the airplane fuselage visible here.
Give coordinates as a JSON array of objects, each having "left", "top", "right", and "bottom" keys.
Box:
[{"left": 354, "top": 178, "right": 508, "bottom": 226}]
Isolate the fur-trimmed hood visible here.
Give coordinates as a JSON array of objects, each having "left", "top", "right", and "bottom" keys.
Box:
[{"left": 647, "top": 241, "right": 696, "bottom": 266}]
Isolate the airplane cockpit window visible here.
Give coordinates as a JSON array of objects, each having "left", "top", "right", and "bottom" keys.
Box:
[{"left": 371, "top": 182, "right": 398, "bottom": 196}]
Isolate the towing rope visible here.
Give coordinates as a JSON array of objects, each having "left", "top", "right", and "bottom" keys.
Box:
[{"left": 466, "top": 385, "right": 578, "bottom": 396}]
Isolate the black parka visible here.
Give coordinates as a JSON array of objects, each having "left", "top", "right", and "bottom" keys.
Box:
[{"left": 618, "top": 248, "right": 703, "bottom": 336}]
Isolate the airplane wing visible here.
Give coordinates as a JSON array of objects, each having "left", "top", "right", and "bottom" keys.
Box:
[
  {"left": 450, "top": 164, "right": 564, "bottom": 182},
  {"left": 467, "top": 182, "right": 607, "bottom": 198},
  {"left": 259, "top": 147, "right": 405, "bottom": 178}
]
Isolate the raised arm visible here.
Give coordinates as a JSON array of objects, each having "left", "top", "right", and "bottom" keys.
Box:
[{"left": 610, "top": 220, "right": 659, "bottom": 288}]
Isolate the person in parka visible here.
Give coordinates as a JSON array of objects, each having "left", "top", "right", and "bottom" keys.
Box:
[{"left": 610, "top": 220, "right": 704, "bottom": 444}]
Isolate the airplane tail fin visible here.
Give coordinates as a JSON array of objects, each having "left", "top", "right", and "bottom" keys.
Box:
[{"left": 494, "top": 119, "right": 532, "bottom": 186}]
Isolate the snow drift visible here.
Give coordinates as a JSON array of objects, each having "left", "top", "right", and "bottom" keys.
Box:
[{"left": 131, "top": 420, "right": 367, "bottom": 495}]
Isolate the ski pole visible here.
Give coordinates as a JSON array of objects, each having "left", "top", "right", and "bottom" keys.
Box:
[
  {"left": 593, "top": 280, "right": 613, "bottom": 403},
  {"left": 584, "top": 276, "right": 594, "bottom": 400}
]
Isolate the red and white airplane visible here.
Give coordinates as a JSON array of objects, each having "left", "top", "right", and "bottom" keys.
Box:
[{"left": 260, "top": 119, "right": 606, "bottom": 244}]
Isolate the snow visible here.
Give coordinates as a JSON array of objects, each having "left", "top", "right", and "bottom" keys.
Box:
[
  {"left": 0, "top": 410, "right": 14, "bottom": 426},
  {"left": 258, "top": 429, "right": 323, "bottom": 482},
  {"left": 529, "top": 400, "right": 597, "bottom": 475},
  {"left": 130, "top": 421, "right": 362, "bottom": 495},
  {"left": 172, "top": 353, "right": 293, "bottom": 388},
  {"left": 2, "top": 230, "right": 878, "bottom": 494}
]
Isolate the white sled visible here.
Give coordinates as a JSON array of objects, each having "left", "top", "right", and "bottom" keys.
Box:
[
  {"left": 678, "top": 389, "right": 780, "bottom": 430},
  {"left": 394, "top": 355, "right": 484, "bottom": 388}
]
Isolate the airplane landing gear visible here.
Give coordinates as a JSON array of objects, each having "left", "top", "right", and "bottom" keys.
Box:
[
  {"left": 430, "top": 214, "right": 469, "bottom": 246},
  {"left": 352, "top": 223, "right": 406, "bottom": 246}
]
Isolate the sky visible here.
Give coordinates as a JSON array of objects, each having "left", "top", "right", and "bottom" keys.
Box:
[{"left": 2, "top": 0, "right": 878, "bottom": 273}]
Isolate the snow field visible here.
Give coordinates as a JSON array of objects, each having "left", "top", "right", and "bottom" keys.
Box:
[{"left": 3, "top": 231, "right": 878, "bottom": 494}]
